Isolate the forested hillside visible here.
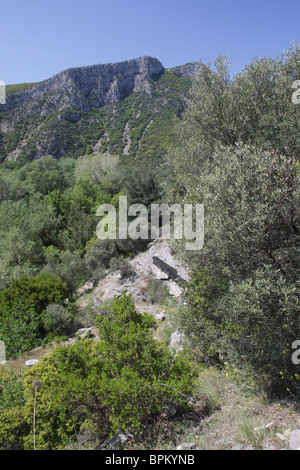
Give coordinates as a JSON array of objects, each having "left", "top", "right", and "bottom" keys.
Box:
[{"left": 0, "top": 45, "right": 299, "bottom": 450}]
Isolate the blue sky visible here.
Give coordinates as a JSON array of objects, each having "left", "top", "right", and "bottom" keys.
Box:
[{"left": 0, "top": 0, "right": 299, "bottom": 84}]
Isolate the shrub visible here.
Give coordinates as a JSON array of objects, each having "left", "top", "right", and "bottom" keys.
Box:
[
  {"left": 43, "top": 249, "right": 87, "bottom": 293},
  {"left": 0, "top": 300, "right": 42, "bottom": 359},
  {"left": 43, "top": 303, "right": 77, "bottom": 338},
  {"left": 16, "top": 294, "right": 196, "bottom": 449},
  {"left": 0, "top": 407, "right": 29, "bottom": 450},
  {"left": 215, "top": 266, "right": 300, "bottom": 393},
  {"left": 0, "top": 368, "right": 25, "bottom": 410},
  {"left": 84, "top": 238, "right": 118, "bottom": 275},
  {"left": 109, "top": 257, "right": 132, "bottom": 278},
  {"left": 145, "top": 279, "right": 171, "bottom": 305},
  {"left": 0, "top": 272, "right": 68, "bottom": 317}
]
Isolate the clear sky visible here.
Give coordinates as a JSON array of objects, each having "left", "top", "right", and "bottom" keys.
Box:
[{"left": 0, "top": 0, "right": 299, "bottom": 85}]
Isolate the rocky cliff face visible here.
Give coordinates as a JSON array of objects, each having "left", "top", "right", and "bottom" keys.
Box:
[
  {"left": 4, "top": 56, "right": 164, "bottom": 117},
  {"left": 0, "top": 56, "right": 199, "bottom": 162},
  {"left": 170, "top": 62, "right": 202, "bottom": 78}
]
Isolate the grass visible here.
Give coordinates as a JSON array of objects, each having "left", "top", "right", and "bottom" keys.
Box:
[
  {"left": 128, "top": 365, "right": 300, "bottom": 450},
  {"left": 6, "top": 81, "right": 46, "bottom": 96}
]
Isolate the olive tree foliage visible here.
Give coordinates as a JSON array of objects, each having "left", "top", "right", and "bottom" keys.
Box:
[
  {"left": 165, "top": 44, "right": 300, "bottom": 390},
  {"left": 167, "top": 44, "right": 300, "bottom": 198},
  {"left": 178, "top": 143, "right": 299, "bottom": 283},
  {"left": 74, "top": 152, "right": 120, "bottom": 187},
  {"left": 167, "top": 44, "right": 300, "bottom": 280}
]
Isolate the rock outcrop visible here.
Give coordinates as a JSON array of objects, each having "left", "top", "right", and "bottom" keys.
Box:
[
  {"left": 77, "top": 239, "right": 189, "bottom": 309},
  {"left": 170, "top": 62, "right": 202, "bottom": 79},
  {"left": 4, "top": 56, "right": 164, "bottom": 117}
]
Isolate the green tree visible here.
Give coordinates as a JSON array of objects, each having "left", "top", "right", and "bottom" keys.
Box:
[
  {"left": 166, "top": 44, "right": 300, "bottom": 392},
  {"left": 43, "top": 249, "right": 87, "bottom": 293},
  {"left": 20, "top": 155, "right": 75, "bottom": 196},
  {"left": 180, "top": 143, "right": 299, "bottom": 284},
  {"left": 214, "top": 266, "right": 300, "bottom": 391},
  {"left": 0, "top": 196, "right": 62, "bottom": 288},
  {"left": 43, "top": 303, "right": 78, "bottom": 338}
]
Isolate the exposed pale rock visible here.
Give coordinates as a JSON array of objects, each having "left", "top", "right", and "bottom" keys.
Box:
[
  {"left": 290, "top": 430, "right": 300, "bottom": 450},
  {"left": 76, "top": 281, "right": 94, "bottom": 296},
  {"left": 109, "top": 432, "right": 134, "bottom": 450},
  {"left": 176, "top": 442, "right": 196, "bottom": 450},
  {"left": 5, "top": 56, "right": 164, "bottom": 114},
  {"left": 276, "top": 429, "right": 291, "bottom": 441},
  {"left": 169, "top": 330, "right": 184, "bottom": 352},
  {"left": 155, "top": 312, "right": 165, "bottom": 321},
  {"left": 26, "top": 359, "right": 39, "bottom": 367},
  {"left": 168, "top": 280, "right": 183, "bottom": 299}
]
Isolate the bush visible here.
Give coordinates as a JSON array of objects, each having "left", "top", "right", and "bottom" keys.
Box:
[
  {"left": 109, "top": 257, "right": 132, "bottom": 278},
  {"left": 13, "top": 294, "right": 196, "bottom": 449},
  {"left": 145, "top": 279, "right": 171, "bottom": 305},
  {"left": 84, "top": 238, "right": 118, "bottom": 277},
  {"left": 0, "top": 368, "right": 25, "bottom": 410},
  {"left": 215, "top": 266, "right": 300, "bottom": 393},
  {"left": 0, "top": 300, "right": 42, "bottom": 359},
  {"left": 43, "top": 303, "right": 77, "bottom": 338},
  {"left": 92, "top": 293, "right": 195, "bottom": 434},
  {"left": 180, "top": 265, "right": 300, "bottom": 394},
  {"left": 43, "top": 249, "right": 87, "bottom": 293},
  {"left": 0, "top": 407, "right": 29, "bottom": 450},
  {"left": 0, "top": 272, "right": 68, "bottom": 317}
]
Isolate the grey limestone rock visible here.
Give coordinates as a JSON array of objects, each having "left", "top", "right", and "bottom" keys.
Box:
[
  {"left": 5, "top": 56, "right": 164, "bottom": 115},
  {"left": 176, "top": 442, "right": 196, "bottom": 450},
  {"left": 290, "top": 430, "right": 300, "bottom": 450}
]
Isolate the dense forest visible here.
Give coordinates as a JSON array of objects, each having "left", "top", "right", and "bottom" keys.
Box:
[{"left": 0, "top": 44, "right": 299, "bottom": 450}]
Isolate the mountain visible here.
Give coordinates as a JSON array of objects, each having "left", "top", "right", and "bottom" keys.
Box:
[{"left": 0, "top": 56, "right": 201, "bottom": 164}]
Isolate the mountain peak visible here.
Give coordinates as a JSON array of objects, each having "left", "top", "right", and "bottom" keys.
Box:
[
  {"left": 5, "top": 56, "right": 165, "bottom": 112},
  {"left": 0, "top": 56, "right": 198, "bottom": 162},
  {"left": 55, "top": 56, "right": 164, "bottom": 82}
]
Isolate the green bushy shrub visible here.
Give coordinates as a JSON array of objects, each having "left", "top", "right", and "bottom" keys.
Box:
[
  {"left": 0, "top": 272, "right": 68, "bottom": 317},
  {"left": 215, "top": 267, "right": 300, "bottom": 392},
  {"left": 0, "top": 294, "right": 195, "bottom": 449},
  {"left": 0, "top": 368, "right": 25, "bottom": 410},
  {"left": 0, "top": 300, "right": 42, "bottom": 359},
  {"left": 43, "top": 303, "right": 77, "bottom": 338}
]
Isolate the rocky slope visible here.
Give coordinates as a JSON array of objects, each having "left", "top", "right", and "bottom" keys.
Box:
[
  {"left": 0, "top": 57, "right": 199, "bottom": 162},
  {"left": 77, "top": 239, "right": 189, "bottom": 307},
  {"left": 4, "top": 56, "right": 164, "bottom": 114}
]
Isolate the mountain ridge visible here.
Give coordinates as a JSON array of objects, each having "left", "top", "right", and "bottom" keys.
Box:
[
  {"left": 4, "top": 56, "right": 165, "bottom": 109},
  {"left": 0, "top": 56, "right": 201, "bottom": 163}
]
